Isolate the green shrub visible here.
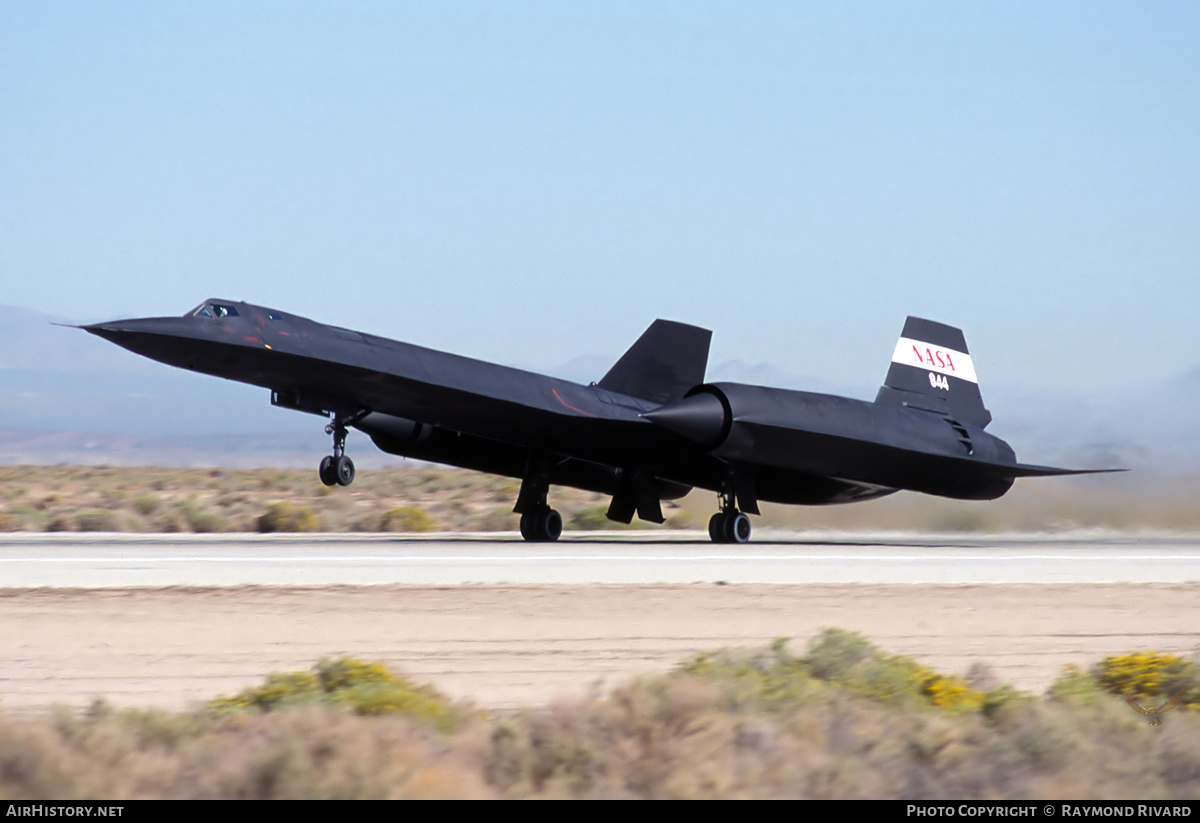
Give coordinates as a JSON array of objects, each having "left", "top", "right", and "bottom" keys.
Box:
[
  {"left": 334, "top": 682, "right": 453, "bottom": 721},
  {"left": 75, "top": 508, "right": 119, "bottom": 531},
  {"left": 209, "top": 656, "right": 463, "bottom": 732},
  {"left": 980, "top": 684, "right": 1033, "bottom": 721},
  {"left": 848, "top": 654, "right": 938, "bottom": 706},
  {"left": 1046, "top": 665, "right": 1105, "bottom": 704},
  {"left": 678, "top": 637, "right": 818, "bottom": 714},
  {"left": 187, "top": 510, "right": 225, "bottom": 533},
  {"left": 471, "top": 506, "right": 519, "bottom": 532},
  {"left": 923, "top": 673, "right": 985, "bottom": 712},
  {"left": 1048, "top": 653, "right": 1200, "bottom": 710},
  {"left": 2, "top": 504, "right": 43, "bottom": 530},
  {"left": 804, "top": 628, "right": 875, "bottom": 681},
  {"left": 1092, "top": 651, "right": 1199, "bottom": 702},
  {"left": 208, "top": 671, "right": 322, "bottom": 712},
  {"left": 316, "top": 657, "right": 398, "bottom": 692},
  {"left": 258, "top": 501, "right": 319, "bottom": 533},
  {"left": 566, "top": 506, "right": 616, "bottom": 531},
  {"left": 566, "top": 505, "right": 645, "bottom": 530},
  {"left": 176, "top": 500, "right": 225, "bottom": 533},
  {"left": 379, "top": 507, "right": 436, "bottom": 532},
  {"left": 46, "top": 514, "right": 73, "bottom": 531},
  {"left": 803, "top": 629, "right": 986, "bottom": 709},
  {"left": 681, "top": 632, "right": 995, "bottom": 716},
  {"left": 134, "top": 494, "right": 160, "bottom": 515}
]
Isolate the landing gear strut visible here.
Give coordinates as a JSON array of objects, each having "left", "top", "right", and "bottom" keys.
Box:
[
  {"left": 708, "top": 488, "right": 751, "bottom": 544},
  {"left": 514, "top": 452, "right": 562, "bottom": 542},
  {"left": 319, "top": 417, "right": 356, "bottom": 487}
]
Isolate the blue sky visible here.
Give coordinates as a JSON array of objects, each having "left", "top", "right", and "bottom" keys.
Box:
[{"left": 2, "top": 1, "right": 1197, "bottom": 393}]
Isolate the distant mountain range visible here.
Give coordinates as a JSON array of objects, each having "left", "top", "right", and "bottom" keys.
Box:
[{"left": 1, "top": 305, "right": 1194, "bottom": 477}]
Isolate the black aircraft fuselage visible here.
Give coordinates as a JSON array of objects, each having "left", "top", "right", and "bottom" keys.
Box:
[{"left": 83, "top": 300, "right": 1110, "bottom": 543}]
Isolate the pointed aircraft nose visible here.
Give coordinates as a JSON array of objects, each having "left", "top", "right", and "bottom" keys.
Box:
[
  {"left": 82, "top": 321, "right": 134, "bottom": 342},
  {"left": 80, "top": 316, "right": 207, "bottom": 366},
  {"left": 641, "top": 391, "right": 728, "bottom": 448},
  {"left": 82, "top": 318, "right": 174, "bottom": 349},
  {"left": 83, "top": 316, "right": 187, "bottom": 340}
]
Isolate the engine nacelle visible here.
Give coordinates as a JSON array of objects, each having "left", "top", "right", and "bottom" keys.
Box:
[
  {"left": 645, "top": 383, "right": 1020, "bottom": 501},
  {"left": 354, "top": 412, "right": 432, "bottom": 453},
  {"left": 640, "top": 387, "right": 730, "bottom": 449}
]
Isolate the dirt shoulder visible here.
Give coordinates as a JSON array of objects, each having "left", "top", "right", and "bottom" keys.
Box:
[{"left": 3, "top": 583, "right": 1198, "bottom": 715}]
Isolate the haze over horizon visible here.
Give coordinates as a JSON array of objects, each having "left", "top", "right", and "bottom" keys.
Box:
[
  {"left": 3, "top": 2, "right": 1197, "bottom": 398},
  {"left": 0, "top": 301, "right": 1195, "bottom": 479}
]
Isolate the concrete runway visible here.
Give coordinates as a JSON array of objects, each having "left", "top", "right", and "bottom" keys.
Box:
[
  {"left": 1, "top": 532, "right": 1197, "bottom": 714},
  {"left": 2, "top": 531, "right": 1198, "bottom": 586}
]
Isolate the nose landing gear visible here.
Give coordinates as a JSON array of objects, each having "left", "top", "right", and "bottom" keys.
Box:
[
  {"left": 318, "top": 454, "right": 355, "bottom": 487},
  {"left": 318, "top": 416, "right": 358, "bottom": 487}
]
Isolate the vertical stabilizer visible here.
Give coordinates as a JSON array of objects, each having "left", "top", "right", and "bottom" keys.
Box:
[
  {"left": 597, "top": 320, "right": 711, "bottom": 405},
  {"left": 875, "top": 317, "right": 992, "bottom": 428}
]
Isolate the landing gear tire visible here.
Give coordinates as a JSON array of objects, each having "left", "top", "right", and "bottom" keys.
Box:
[
  {"left": 335, "top": 455, "right": 355, "bottom": 487},
  {"left": 708, "top": 513, "right": 725, "bottom": 543},
  {"left": 708, "top": 511, "right": 751, "bottom": 544},
  {"left": 319, "top": 456, "right": 337, "bottom": 487},
  {"left": 541, "top": 509, "right": 563, "bottom": 542},
  {"left": 520, "top": 507, "right": 562, "bottom": 542},
  {"left": 318, "top": 413, "right": 362, "bottom": 488},
  {"left": 725, "top": 511, "right": 751, "bottom": 544}
]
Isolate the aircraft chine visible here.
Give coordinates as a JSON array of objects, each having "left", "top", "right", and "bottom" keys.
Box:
[{"left": 82, "top": 302, "right": 1119, "bottom": 543}]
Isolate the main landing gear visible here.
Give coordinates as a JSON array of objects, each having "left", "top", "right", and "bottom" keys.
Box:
[
  {"left": 318, "top": 417, "right": 355, "bottom": 487},
  {"left": 708, "top": 488, "right": 752, "bottom": 544},
  {"left": 708, "top": 511, "right": 751, "bottom": 544},
  {"left": 519, "top": 507, "right": 563, "bottom": 543},
  {"left": 514, "top": 453, "right": 562, "bottom": 542}
]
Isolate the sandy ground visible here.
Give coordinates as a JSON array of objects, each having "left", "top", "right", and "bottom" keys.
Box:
[{"left": 2, "top": 583, "right": 1198, "bottom": 715}]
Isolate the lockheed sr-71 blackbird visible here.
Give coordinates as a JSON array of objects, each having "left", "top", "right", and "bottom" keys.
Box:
[{"left": 83, "top": 301, "right": 1113, "bottom": 543}]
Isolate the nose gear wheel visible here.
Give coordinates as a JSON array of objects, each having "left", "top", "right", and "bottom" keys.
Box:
[{"left": 318, "top": 413, "right": 363, "bottom": 487}]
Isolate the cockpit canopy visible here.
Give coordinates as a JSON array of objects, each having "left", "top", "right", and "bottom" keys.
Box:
[
  {"left": 189, "top": 301, "right": 240, "bottom": 319},
  {"left": 188, "top": 300, "right": 286, "bottom": 321}
]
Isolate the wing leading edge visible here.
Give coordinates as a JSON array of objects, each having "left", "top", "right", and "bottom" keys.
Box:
[{"left": 80, "top": 301, "right": 1123, "bottom": 545}]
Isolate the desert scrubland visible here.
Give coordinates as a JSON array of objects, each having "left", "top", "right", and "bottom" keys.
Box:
[
  {"left": 0, "top": 464, "right": 1194, "bottom": 534},
  {"left": 0, "top": 629, "right": 1197, "bottom": 799},
  {"left": 2, "top": 464, "right": 1198, "bottom": 799}
]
